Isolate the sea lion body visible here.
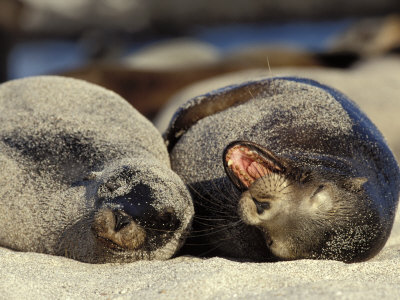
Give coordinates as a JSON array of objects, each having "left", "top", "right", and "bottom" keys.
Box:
[
  {"left": 0, "top": 76, "right": 193, "bottom": 263},
  {"left": 166, "top": 77, "right": 400, "bottom": 262}
]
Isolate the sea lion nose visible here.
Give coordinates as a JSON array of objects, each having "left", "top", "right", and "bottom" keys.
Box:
[
  {"left": 113, "top": 210, "right": 132, "bottom": 232},
  {"left": 92, "top": 208, "right": 146, "bottom": 251}
]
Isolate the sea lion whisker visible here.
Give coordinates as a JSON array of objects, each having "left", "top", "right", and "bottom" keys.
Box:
[
  {"left": 227, "top": 180, "right": 241, "bottom": 199},
  {"left": 193, "top": 215, "right": 233, "bottom": 221},
  {"left": 209, "top": 179, "right": 239, "bottom": 206},
  {"left": 277, "top": 174, "right": 286, "bottom": 189},
  {"left": 194, "top": 201, "right": 238, "bottom": 219},
  {"left": 183, "top": 230, "right": 248, "bottom": 254},
  {"left": 190, "top": 227, "right": 247, "bottom": 249},
  {"left": 197, "top": 203, "right": 237, "bottom": 218},
  {"left": 138, "top": 227, "right": 177, "bottom": 234},
  {"left": 192, "top": 218, "right": 241, "bottom": 231},
  {"left": 187, "top": 182, "right": 231, "bottom": 211},
  {"left": 277, "top": 181, "right": 294, "bottom": 193},
  {"left": 181, "top": 227, "right": 246, "bottom": 247},
  {"left": 183, "top": 242, "right": 224, "bottom": 246},
  {"left": 188, "top": 220, "right": 243, "bottom": 237},
  {"left": 189, "top": 191, "right": 237, "bottom": 216},
  {"left": 187, "top": 230, "right": 243, "bottom": 249},
  {"left": 187, "top": 185, "right": 238, "bottom": 218},
  {"left": 220, "top": 182, "right": 242, "bottom": 212},
  {"left": 188, "top": 228, "right": 237, "bottom": 238},
  {"left": 196, "top": 244, "right": 222, "bottom": 256},
  {"left": 189, "top": 224, "right": 242, "bottom": 235},
  {"left": 209, "top": 179, "right": 230, "bottom": 198}
]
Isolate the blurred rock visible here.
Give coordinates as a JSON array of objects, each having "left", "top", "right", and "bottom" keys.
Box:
[
  {"left": 19, "top": 0, "right": 149, "bottom": 34},
  {"left": 63, "top": 43, "right": 324, "bottom": 119},
  {"left": 124, "top": 38, "right": 221, "bottom": 70},
  {"left": 329, "top": 14, "right": 400, "bottom": 57},
  {"left": 62, "top": 64, "right": 237, "bottom": 119},
  {"left": 224, "top": 45, "right": 323, "bottom": 68}
]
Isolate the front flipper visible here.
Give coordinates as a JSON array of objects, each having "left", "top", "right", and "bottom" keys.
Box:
[{"left": 164, "top": 78, "right": 275, "bottom": 152}]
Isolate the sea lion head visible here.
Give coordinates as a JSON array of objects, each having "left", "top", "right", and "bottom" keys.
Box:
[
  {"left": 223, "top": 140, "right": 383, "bottom": 263},
  {"left": 61, "top": 158, "right": 194, "bottom": 263}
]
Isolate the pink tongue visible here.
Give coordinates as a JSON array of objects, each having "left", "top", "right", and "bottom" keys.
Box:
[{"left": 247, "top": 161, "right": 269, "bottom": 179}]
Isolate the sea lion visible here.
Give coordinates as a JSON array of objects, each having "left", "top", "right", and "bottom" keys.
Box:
[
  {"left": 165, "top": 77, "right": 400, "bottom": 262},
  {"left": 0, "top": 76, "right": 193, "bottom": 263}
]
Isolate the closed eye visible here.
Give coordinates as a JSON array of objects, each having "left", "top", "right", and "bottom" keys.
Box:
[{"left": 311, "top": 185, "right": 325, "bottom": 198}]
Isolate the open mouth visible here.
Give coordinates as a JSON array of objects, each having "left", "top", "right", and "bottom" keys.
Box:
[{"left": 223, "top": 141, "right": 284, "bottom": 190}]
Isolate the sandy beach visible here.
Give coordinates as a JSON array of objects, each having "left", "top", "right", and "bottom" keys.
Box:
[{"left": 1, "top": 209, "right": 399, "bottom": 299}]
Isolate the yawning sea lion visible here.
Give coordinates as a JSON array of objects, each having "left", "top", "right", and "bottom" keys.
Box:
[{"left": 166, "top": 77, "right": 400, "bottom": 262}]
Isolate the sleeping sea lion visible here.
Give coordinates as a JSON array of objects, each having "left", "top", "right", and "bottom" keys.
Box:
[
  {"left": 165, "top": 77, "right": 400, "bottom": 262},
  {"left": 0, "top": 76, "right": 193, "bottom": 263}
]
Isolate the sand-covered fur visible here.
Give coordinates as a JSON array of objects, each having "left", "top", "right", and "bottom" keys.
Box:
[
  {"left": 0, "top": 76, "right": 193, "bottom": 263},
  {"left": 167, "top": 77, "right": 400, "bottom": 262}
]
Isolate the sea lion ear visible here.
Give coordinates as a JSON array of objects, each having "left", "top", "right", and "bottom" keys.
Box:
[
  {"left": 164, "top": 79, "right": 273, "bottom": 152},
  {"left": 222, "top": 140, "right": 285, "bottom": 191},
  {"left": 341, "top": 177, "right": 368, "bottom": 192}
]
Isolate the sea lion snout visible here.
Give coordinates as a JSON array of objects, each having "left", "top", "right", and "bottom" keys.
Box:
[
  {"left": 92, "top": 209, "right": 146, "bottom": 251},
  {"left": 87, "top": 161, "right": 192, "bottom": 257},
  {"left": 96, "top": 178, "right": 182, "bottom": 231},
  {"left": 92, "top": 204, "right": 183, "bottom": 254},
  {"left": 93, "top": 201, "right": 182, "bottom": 253}
]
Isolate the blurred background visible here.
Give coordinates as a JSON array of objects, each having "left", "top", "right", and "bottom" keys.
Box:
[{"left": 1, "top": 0, "right": 400, "bottom": 120}]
